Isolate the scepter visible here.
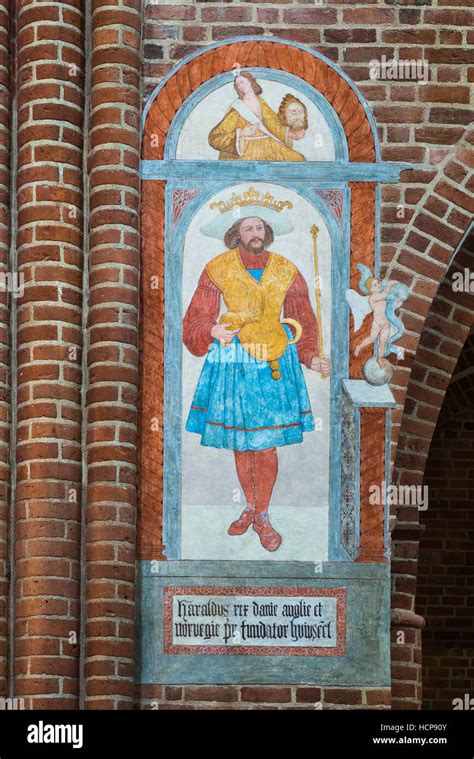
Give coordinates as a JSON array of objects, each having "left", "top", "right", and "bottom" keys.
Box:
[{"left": 310, "top": 224, "right": 324, "bottom": 361}]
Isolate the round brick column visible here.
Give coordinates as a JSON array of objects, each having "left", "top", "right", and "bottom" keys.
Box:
[
  {"left": 0, "top": 0, "right": 12, "bottom": 700},
  {"left": 14, "top": 0, "right": 85, "bottom": 708},
  {"left": 84, "top": 0, "right": 141, "bottom": 709}
]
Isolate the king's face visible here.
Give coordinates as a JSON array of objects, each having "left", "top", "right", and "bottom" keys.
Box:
[{"left": 239, "top": 217, "right": 266, "bottom": 253}]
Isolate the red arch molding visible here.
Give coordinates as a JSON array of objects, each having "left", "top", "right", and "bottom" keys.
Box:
[{"left": 141, "top": 39, "right": 376, "bottom": 163}]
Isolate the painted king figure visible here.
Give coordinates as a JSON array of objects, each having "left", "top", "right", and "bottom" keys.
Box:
[{"left": 183, "top": 187, "right": 330, "bottom": 553}]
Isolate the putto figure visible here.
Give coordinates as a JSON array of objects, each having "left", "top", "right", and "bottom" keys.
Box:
[
  {"left": 346, "top": 264, "right": 410, "bottom": 367},
  {"left": 183, "top": 187, "right": 330, "bottom": 553},
  {"left": 208, "top": 72, "right": 307, "bottom": 162}
]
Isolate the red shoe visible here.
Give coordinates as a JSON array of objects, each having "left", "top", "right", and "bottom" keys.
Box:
[
  {"left": 253, "top": 512, "right": 282, "bottom": 552},
  {"left": 227, "top": 505, "right": 255, "bottom": 536}
]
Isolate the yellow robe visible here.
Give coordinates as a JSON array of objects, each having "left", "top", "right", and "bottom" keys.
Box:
[
  {"left": 206, "top": 248, "right": 300, "bottom": 362},
  {"left": 208, "top": 97, "right": 306, "bottom": 162}
]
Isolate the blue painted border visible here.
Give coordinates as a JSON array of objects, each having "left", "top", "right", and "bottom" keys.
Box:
[
  {"left": 375, "top": 184, "right": 381, "bottom": 276},
  {"left": 141, "top": 160, "right": 410, "bottom": 183},
  {"left": 164, "top": 67, "right": 347, "bottom": 161},
  {"left": 140, "top": 35, "right": 381, "bottom": 161},
  {"left": 354, "top": 407, "right": 361, "bottom": 557},
  {"left": 163, "top": 179, "right": 347, "bottom": 562},
  {"left": 142, "top": 559, "right": 390, "bottom": 580}
]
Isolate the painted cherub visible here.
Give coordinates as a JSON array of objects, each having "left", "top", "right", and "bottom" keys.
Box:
[
  {"left": 346, "top": 265, "right": 409, "bottom": 368},
  {"left": 354, "top": 276, "right": 393, "bottom": 364}
]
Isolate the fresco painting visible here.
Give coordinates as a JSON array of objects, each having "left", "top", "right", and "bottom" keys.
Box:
[
  {"left": 346, "top": 265, "right": 410, "bottom": 386},
  {"left": 181, "top": 184, "right": 331, "bottom": 562},
  {"left": 139, "top": 45, "right": 405, "bottom": 686},
  {"left": 176, "top": 74, "right": 336, "bottom": 162}
]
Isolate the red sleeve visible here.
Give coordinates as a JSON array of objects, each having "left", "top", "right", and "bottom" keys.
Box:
[
  {"left": 283, "top": 270, "right": 320, "bottom": 368},
  {"left": 183, "top": 269, "right": 221, "bottom": 356}
]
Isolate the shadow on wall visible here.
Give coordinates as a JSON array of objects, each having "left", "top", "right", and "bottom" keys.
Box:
[{"left": 418, "top": 329, "right": 474, "bottom": 710}]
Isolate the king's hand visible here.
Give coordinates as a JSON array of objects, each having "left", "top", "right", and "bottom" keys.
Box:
[
  {"left": 310, "top": 356, "right": 331, "bottom": 378},
  {"left": 211, "top": 323, "right": 239, "bottom": 344}
]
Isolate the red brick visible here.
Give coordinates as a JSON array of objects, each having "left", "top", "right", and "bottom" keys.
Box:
[
  {"left": 425, "top": 9, "right": 473, "bottom": 25},
  {"left": 343, "top": 8, "right": 395, "bottom": 24},
  {"left": 324, "top": 688, "right": 363, "bottom": 705},
  {"left": 183, "top": 686, "right": 238, "bottom": 703},
  {"left": 366, "top": 689, "right": 391, "bottom": 706},
  {"left": 241, "top": 687, "right": 291, "bottom": 703},
  {"left": 283, "top": 8, "right": 336, "bottom": 24},
  {"left": 296, "top": 687, "right": 322, "bottom": 704}
]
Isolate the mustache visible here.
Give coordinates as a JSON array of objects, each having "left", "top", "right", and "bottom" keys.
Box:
[{"left": 241, "top": 238, "right": 265, "bottom": 252}]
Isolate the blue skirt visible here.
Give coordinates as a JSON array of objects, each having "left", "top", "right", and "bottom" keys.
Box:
[{"left": 186, "top": 325, "right": 315, "bottom": 451}]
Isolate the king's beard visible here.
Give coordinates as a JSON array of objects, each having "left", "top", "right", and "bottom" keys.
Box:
[{"left": 240, "top": 238, "right": 265, "bottom": 254}]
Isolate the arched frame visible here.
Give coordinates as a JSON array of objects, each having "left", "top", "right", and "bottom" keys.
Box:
[
  {"left": 137, "top": 36, "right": 414, "bottom": 689},
  {"left": 162, "top": 68, "right": 349, "bottom": 161},
  {"left": 139, "top": 37, "right": 409, "bottom": 564}
]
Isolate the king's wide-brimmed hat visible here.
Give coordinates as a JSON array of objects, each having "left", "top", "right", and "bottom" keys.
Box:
[{"left": 200, "top": 187, "right": 294, "bottom": 239}]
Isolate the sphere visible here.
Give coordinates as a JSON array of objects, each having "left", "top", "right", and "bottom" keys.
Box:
[{"left": 363, "top": 357, "right": 393, "bottom": 386}]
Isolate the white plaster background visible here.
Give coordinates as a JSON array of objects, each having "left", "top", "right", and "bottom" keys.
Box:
[{"left": 180, "top": 182, "right": 332, "bottom": 561}]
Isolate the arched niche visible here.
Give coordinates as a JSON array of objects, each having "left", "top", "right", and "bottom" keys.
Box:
[{"left": 138, "top": 37, "right": 409, "bottom": 690}]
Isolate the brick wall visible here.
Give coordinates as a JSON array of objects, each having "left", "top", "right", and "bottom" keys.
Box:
[
  {"left": 14, "top": 0, "right": 85, "bottom": 710},
  {"left": 138, "top": 684, "right": 391, "bottom": 710},
  {"left": 141, "top": 1, "right": 473, "bottom": 711},
  {"left": 0, "top": 0, "right": 11, "bottom": 701},
  {"left": 0, "top": 0, "right": 470, "bottom": 710},
  {"left": 8, "top": 0, "right": 142, "bottom": 710},
  {"left": 84, "top": 0, "right": 141, "bottom": 711},
  {"left": 417, "top": 337, "right": 474, "bottom": 709}
]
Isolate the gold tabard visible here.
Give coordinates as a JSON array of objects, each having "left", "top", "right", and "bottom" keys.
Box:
[{"left": 206, "top": 248, "right": 301, "bottom": 363}]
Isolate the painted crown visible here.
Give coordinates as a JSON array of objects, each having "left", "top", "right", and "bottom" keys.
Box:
[{"left": 210, "top": 186, "right": 293, "bottom": 214}]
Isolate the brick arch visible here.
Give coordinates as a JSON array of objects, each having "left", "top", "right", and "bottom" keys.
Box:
[
  {"left": 372, "top": 126, "right": 474, "bottom": 496},
  {"left": 141, "top": 38, "right": 377, "bottom": 163},
  {"left": 437, "top": 336, "right": 474, "bottom": 421},
  {"left": 395, "top": 246, "right": 473, "bottom": 485},
  {"left": 391, "top": 226, "right": 473, "bottom": 510},
  {"left": 389, "top": 226, "right": 473, "bottom": 710},
  {"left": 417, "top": 352, "right": 474, "bottom": 710}
]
